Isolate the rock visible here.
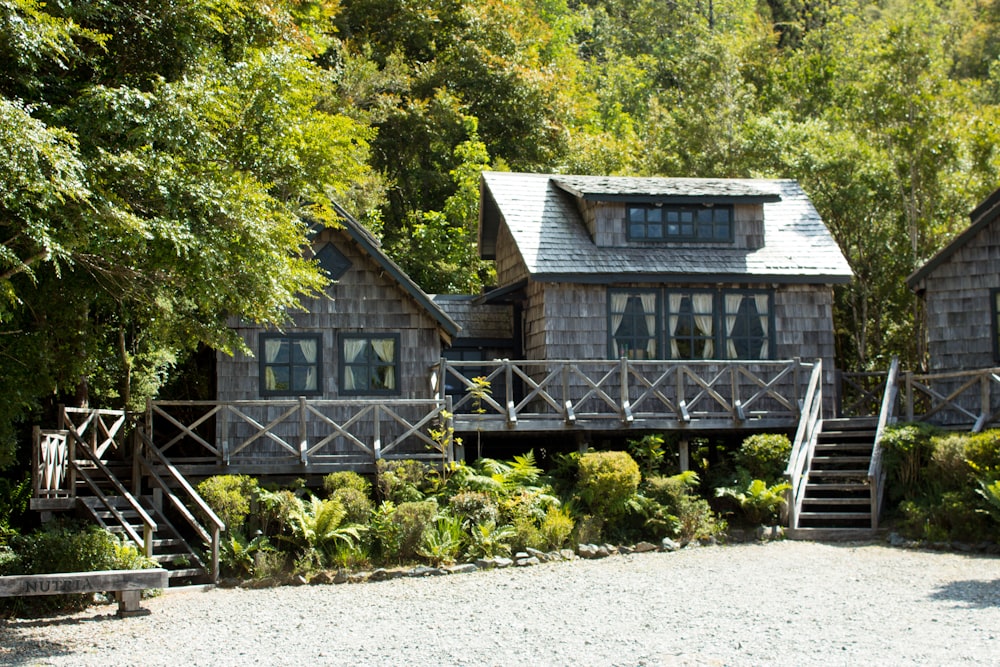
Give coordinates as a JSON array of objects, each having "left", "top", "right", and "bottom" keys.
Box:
[
  {"left": 596, "top": 545, "right": 611, "bottom": 558},
  {"left": 756, "top": 526, "right": 784, "bottom": 542},
  {"left": 446, "top": 563, "right": 478, "bottom": 575},
  {"left": 888, "top": 532, "right": 908, "bottom": 547},
  {"left": 218, "top": 577, "right": 241, "bottom": 589},
  {"left": 514, "top": 552, "right": 530, "bottom": 560},
  {"left": 547, "top": 550, "right": 563, "bottom": 561},
  {"left": 661, "top": 537, "right": 680, "bottom": 552},
  {"left": 526, "top": 547, "right": 549, "bottom": 562},
  {"left": 602, "top": 543, "right": 618, "bottom": 555},
  {"left": 515, "top": 556, "right": 540, "bottom": 567},
  {"left": 409, "top": 565, "right": 441, "bottom": 577},
  {"left": 559, "top": 549, "right": 576, "bottom": 560},
  {"left": 634, "top": 541, "right": 658, "bottom": 553},
  {"left": 347, "top": 571, "right": 370, "bottom": 584},
  {"left": 577, "top": 543, "right": 599, "bottom": 559},
  {"left": 333, "top": 570, "right": 350, "bottom": 584},
  {"left": 619, "top": 545, "right": 634, "bottom": 555},
  {"left": 475, "top": 558, "right": 496, "bottom": 570},
  {"left": 494, "top": 557, "right": 513, "bottom": 569},
  {"left": 309, "top": 571, "right": 335, "bottom": 586},
  {"left": 290, "top": 575, "right": 308, "bottom": 586}
]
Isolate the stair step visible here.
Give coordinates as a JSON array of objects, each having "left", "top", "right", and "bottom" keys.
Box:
[
  {"left": 805, "top": 482, "right": 869, "bottom": 491},
  {"left": 167, "top": 567, "right": 208, "bottom": 579},
  {"left": 808, "top": 470, "right": 869, "bottom": 478},
  {"left": 802, "top": 497, "right": 870, "bottom": 506},
  {"left": 811, "top": 456, "right": 871, "bottom": 464},
  {"left": 786, "top": 527, "right": 880, "bottom": 541},
  {"left": 799, "top": 512, "right": 871, "bottom": 521}
]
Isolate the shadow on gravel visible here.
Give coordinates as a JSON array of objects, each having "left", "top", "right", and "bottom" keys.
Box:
[
  {"left": 929, "top": 579, "right": 1000, "bottom": 608},
  {"left": 0, "top": 611, "right": 122, "bottom": 665}
]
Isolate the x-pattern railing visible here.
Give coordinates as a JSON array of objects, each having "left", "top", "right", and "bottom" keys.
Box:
[
  {"left": 437, "top": 358, "right": 814, "bottom": 426},
  {"left": 150, "top": 398, "right": 451, "bottom": 465},
  {"left": 902, "top": 368, "right": 1000, "bottom": 430}
]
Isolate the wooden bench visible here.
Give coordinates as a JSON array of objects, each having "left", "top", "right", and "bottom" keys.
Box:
[{"left": 0, "top": 568, "right": 169, "bottom": 617}]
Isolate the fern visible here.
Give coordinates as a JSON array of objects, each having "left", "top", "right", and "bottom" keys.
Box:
[
  {"left": 417, "top": 515, "right": 464, "bottom": 566},
  {"left": 975, "top": 478, "right": 1000, "bottom": 522},
  {"left": 717, "top": 479, "right": 791, "bottom": 525}
]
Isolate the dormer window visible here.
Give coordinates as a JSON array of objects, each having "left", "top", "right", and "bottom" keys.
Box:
[{"left": 627, "top": 204, "right": 733, "bottom": 242}]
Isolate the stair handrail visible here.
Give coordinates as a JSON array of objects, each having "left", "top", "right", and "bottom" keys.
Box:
[
  {"left": 784, "top": 359, "right": 824, "bottom": 529},
  {"left": 135, "top": 425, "right": 224, "bottom": 582},
  {"left": 72, "top": 438, "right": 158, "bottom": 557},
  {"left": 868, "top": 356, "right": 900, "bottom": 530}
]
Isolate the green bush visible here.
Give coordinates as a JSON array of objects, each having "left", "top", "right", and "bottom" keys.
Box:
[
  {"left": 323, "top": 471, "right": 372, "bottom": 497},
  {"left": 963, "top": 430, "right": 1000, "bottom": 473},
  {"left": 392, "top": 500, "right": 438, "bottom": 562},
  {"left": 196, "top": 475, "right": 259, "bottom": 533},
  {"left": 716, "top": 479, "right": 791, "bottom": 525},
  {"left": 735, "top": 433, "right": 791, "bottom": 484},
  {"left": 537, "top": 506, "right": 574, "bottom": 550},
  {"left": 377, "top": 460, "right": 430, "bottom": 503},
  {"left": 928, "top": 434, "right": 973, "bottom": 490},
  {"left": 448, "top": 490, "right": 499, "bottom": 527},
  {"left": 645, "top": 471, "right": 721, "bottom": 542},
  {"left": 417, "top": 514, "right": 464, "bottom": 566},
  {"left": 577, "top": 451, "right": 641, "bottom": 521},
  {"left": 881, "top": 423, "right": 939, "bottom": 501},
  {"left": 332, "top": 487, "right": 373, "bottom": 525}
]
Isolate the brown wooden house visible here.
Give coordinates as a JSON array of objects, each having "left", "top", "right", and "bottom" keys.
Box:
[
  {"left": 906, "top": 188, "right": 1000, "bottom": 426},
  {"left": 469, "top": 172, "right": 852, "bottom": 412}
]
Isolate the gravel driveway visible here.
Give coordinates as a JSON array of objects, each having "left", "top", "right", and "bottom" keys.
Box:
[{"left": 1, "top": 540, "right": 998, "bottom": 666}]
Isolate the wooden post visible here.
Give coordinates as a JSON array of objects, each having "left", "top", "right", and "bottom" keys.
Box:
[
  {"left": 679, "top": 438, "right": 689, "bottom": 472},
  {"left": 31, "top": 426, "right": 41, "bottom": 499},
  {"left": 373, "top": 405, "right": 382, "bottom": 460},
  {"left": 905, "top": 371, "right": 914, "bottom": 423},
  {"left": 299, "top": 396, "right": 308, "bottom": 465}
]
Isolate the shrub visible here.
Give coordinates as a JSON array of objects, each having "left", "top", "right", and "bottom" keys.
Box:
[
  {"left": 323, "top": 471, "right": 372, "bottom": 497},
  {"left": 448, "top": 491, "right": 499, "bottom": 527},
  {"left": 881, "top": 423, "right": 939, "bottom": 501},
  {"left": 377, "top": 460, "right": 430, "bottom": 503},
  {"left": 392, "top": 500, "right": 438, "bottom": 562},
  {"left": 537, "top": 506, "right": 574, "bottom": 550},
  {"left": 284, "top": 495, "right": 361, "bottom": 564},
  {"left": 332, "top": 487, "right": 373, "bottom": 525},
  {"left": 716, "top": 479, "right": 791, "bottom": 525},
  {"left": 465, "top": 521, "right": 516, "bottom": 559},
  {"left": 577, "top": 451, "right": 641, "bottom": 521},
  {"left": 510, "top": 515, "right": 543, "bottom": 552},
  {"left": 417, "top": 514, "right": 464, "bottom": 566},
  {"left": 928, "top": 434, "right": 973, "bottom": 490},
  {"left": 963, "top": 430, "right": 1000, "bottom": 473},
  {"left": 628, "top": 434, "right": 667, "bottom": 477},
  {"left": 734, "top": 433, "right": 791, "bottom": 484},
  {"left": 645, "top": 471, "right": 721, "bottom": 542},
  {"left": 196, "top": 475, "right": 259, "bottom": 533}
]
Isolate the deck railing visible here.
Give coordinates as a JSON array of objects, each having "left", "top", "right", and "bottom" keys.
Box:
[
  {"left": 901, "top": 367, "right": 1000, "bottom": 430},
  {"left": 436, "top": 358, "right": 815, "bottom": 430},
  {"left": 868, "top": 356, "right": 900, "bottom": 529},
  {"left": 784, "top": 360, "right": 824, "bottom": 529},
  {"left": 147, "top": 397, "right": 453, "bottom": 469}
]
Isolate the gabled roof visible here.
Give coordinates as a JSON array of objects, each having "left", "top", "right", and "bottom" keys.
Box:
[
  {"left": 325, "top": 202, "right": 460, "bottom": 339},
  {"left": 479, "top": 172, "right": 852, "bottom": 285},
  {"left": 907, "top": 186, "right": 1000, "bottom": 291}
]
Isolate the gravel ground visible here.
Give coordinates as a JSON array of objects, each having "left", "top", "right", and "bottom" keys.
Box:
[{"left": 1, "top": 540, "right": 998, "bottom": 666}]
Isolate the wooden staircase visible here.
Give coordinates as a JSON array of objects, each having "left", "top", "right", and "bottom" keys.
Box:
[
  {"left": 793, "top": 417, "right": 878, "bottom": 537},
  {"left": 79, "top": 496, "right": 212, "bottom": 585}
]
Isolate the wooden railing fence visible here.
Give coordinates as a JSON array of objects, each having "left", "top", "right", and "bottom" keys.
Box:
[
  {"left": 135, "top": 426, "right": 223, "bottom": 581},
  {"left": 436, "top": 358, "right": 814, "bottom": 429},
  {"left": 148, "top": 398, "right": 453, "bottom": 469},
  {"left": 901, "top": 367, "right": 1000, "bottom": 430},
  {"left": 868, "top": 356, "right": 900, "bottom": 529},
  {"left": 784, "top": 360, "right": 824, "bottom": 530}
]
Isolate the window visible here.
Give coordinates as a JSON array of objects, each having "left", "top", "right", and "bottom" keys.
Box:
[
  {"left": 609, "top": 290, "right": 659, "bottom": 359},
  {"left": 723, "top": 293, "right": 771, "bottom": 360},
  {"left": 612, "top": 289, "right": 774, "bottom": 361},
  {"left": 260, "top": 334, "right": 322, "bottom": 396},
  {"left": 340, "top": 334, "right": 400, "bottom": 395},
  {"left": 666, "top": 291, "right": 715, "bottom": 359},
  {"left": 627, "top": 204, "right": 733, "bottom": 242}
]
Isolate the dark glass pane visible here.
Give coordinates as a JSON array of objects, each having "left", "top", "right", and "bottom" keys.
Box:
[
  {"left": 715, "top": 208, "right": 731, "bottom": 222},
  {"left": 647, "top": 223, "right": 662, "bottom": 238},
  {"left": 272, "top": 340, "right": 289, "bottom": 363},
  {"left": 730, "top": 297, "right": 765, "bottom": 359},
  {"left": 697, "top": 208, "right": 712, "bottom": 222},
  {"left": 697, "top": 225, "right": 712, "bottom": 239},
  {"left": 630, "top": 224, "right": 645, "bottom": 238},
  {"left": 647, "top": 208, "right": 662, "bottom": 223},
  {"left": 629, "top": 207, "right": 645, "bottom": 222},
  {"left": 667, "top": 223, "right": 680, "bottom": 236},
  {"left": 268, "top": 366, "right": 290, "bottom": 391},
  {"left": 714, "top": 224, "right": 729, "bottom": 239}
]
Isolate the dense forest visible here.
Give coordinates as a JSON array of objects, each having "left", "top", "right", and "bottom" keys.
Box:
[{"left": 3, "top": 0, "right": 1000, "bottom": 467}]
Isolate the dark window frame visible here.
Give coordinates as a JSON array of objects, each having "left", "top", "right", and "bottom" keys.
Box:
[
  {"left": 626, "top": 204, "right": 734, "bottom": 243},
  {"left": 338, "top": 333, "right": 402, "bottom": 396},
  {"left": 607, "top": 288, "right": 661, "bottom": 359},
  {"left": 259, "top": 333, "right": 323, "bottom": 397},
  {"left": 610, "top": 288, "right": 776, "bottom": 361}
]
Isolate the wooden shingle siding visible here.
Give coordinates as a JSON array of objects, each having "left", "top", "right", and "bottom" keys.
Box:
[{"left": 918, "top": 217, "right": 1000, "bottom": 374}]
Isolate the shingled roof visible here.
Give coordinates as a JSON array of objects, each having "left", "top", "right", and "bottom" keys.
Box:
[{"left": 479, "top": 172, "right": 852, "bottom": 285}]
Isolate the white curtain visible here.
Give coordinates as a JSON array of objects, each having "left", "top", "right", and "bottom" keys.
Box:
[
  {"left": 725, "top": 294, "right": 743, "bottom": 359},
  {"left": 668, "top": 294, "right": 682, "bottom": 359},
  {"left": 371, "top": 338, "right": 397, "bottom": 390},
  {"left": 693, "top": 293, "right": 715, "bottom": 359},
  {"left": 610, "top": 292, "right": 628, "bottom": 357},
  {"left": 343, "top": 338, "right": 367, "bottom": 391},
  {"left": 754, "top": 294, "right": 770, "bottom": 359},
  {"left": 640, "top": 293, "right": 657, "bottom": 358},
  {"left": 264, "top": 338, "right": 283, "bottom": 390},
  {"left": 296, "top": 339, "right": 318, "bottom": 391}
]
